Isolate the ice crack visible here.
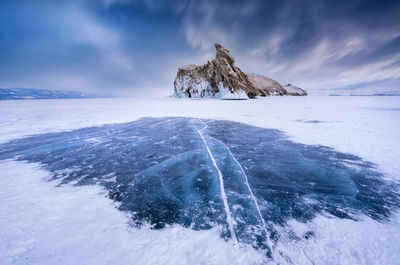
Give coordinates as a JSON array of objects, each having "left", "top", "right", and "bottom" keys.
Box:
[
  {"left": 222, "top": 139, "right": 273, "bottom": 248},
  {"left": 196, "top": 119, "right": 238, "bottom": 244}
]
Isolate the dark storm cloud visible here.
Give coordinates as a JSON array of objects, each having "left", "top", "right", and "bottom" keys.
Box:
[
  {"left": 178, "top": 0, "right": 400, "bottom": 91},
  {"left": 0, "top": 0, "right": 399, "bottom": 95}
]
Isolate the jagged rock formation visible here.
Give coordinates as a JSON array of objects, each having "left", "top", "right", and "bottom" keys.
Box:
[
  {"left": 174, "top": 43, "right": 307, "bottom": 99},
  {"left": 283, "top": 84, "right": 308, "bottom": 96},
  {"left": 174, "top": 44, "right": 257, "bottom": 99}
]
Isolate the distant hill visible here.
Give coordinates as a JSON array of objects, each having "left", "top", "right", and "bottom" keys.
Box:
[{"left": 0, "top": 88, "right": 106, "bottom": 100}]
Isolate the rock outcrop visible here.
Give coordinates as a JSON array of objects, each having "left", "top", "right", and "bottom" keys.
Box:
[
  {"left": 283, "top": 84, "right": 308, "bottom": 96},
  {"left": 247, "top": 74, "right": 287, "bottom": 96},
  {"left": 174, "top": 43, "right": 307, "bottom": 99},
  {"left": 174, "top": 44, "right": 257, "bottom": 99}
]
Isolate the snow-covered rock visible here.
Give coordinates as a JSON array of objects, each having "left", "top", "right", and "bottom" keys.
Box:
[
  {"left": 174, "top": 43, "right": 307, "bottom": 99},
  {"left": 218, "top": 86, "right": 249, "bottom": 100},
  {"left": 173, "top": 44, "right": 257, "bottom": 100},
  {"left": 247, "top": 74, "right": 287, "bottom": 96},
  {"left": 283, "top": 84, "right": 308, "bottom": 96},
  {"left": 247, "top": 75, "right": 308, "bottom": 96}
]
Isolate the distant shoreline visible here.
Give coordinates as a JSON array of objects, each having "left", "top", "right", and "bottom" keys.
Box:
[{"left": 330, "top": 94, "right": 400, "bottom": 97}]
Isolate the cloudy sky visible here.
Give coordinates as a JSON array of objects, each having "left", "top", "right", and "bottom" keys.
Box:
[{"left": 1, "top": 0, "right": 399, "bottom": 96}]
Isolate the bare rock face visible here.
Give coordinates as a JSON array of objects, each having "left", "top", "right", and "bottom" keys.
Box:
[
  {"left": 174, "top": 43, "right": 307, "bottom": 99},
  {"left": 247, "top": 74, "right": 287, "bottom": 96},
  {"left": 174, "top": 44, "right": 257, "bottom": 99},
  {"left": 283, "top": 84, "right": 308, "bottom": 96}
]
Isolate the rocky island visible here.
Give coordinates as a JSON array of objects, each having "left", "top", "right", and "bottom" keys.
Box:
[{"left": 173, "top": 43, "right": 307, "bottom": 99}]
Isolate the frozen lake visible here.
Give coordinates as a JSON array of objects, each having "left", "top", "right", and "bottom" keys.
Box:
[
  {"left": 1, "top": 116, "right": 399, "bottom": 255},
  {"left": 1, "top": 96, "right": 400, "bottom": 264}
]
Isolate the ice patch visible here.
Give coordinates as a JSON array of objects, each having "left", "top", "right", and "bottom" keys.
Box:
[
  {"left": 1, "top": 117, "right": 399, "bottom": 261},
  {"left": 0, "top": 160, "right": 266, "bottom": 265},
  {"left": 196, "top": 120, "right": 238, "bottom": 244}
]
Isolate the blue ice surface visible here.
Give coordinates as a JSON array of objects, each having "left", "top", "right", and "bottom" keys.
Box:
[{"left": 0, "top": 117, "right": 399, "bottom": 252}]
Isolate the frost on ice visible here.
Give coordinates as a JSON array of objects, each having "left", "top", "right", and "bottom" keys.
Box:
[{"left": 0, "top": 117, "right": 399, "bottom": 253}]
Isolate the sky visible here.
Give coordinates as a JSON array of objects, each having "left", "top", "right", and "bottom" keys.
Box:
[{"left": 1, "top": 0, "right": 399, "bottom": 96}]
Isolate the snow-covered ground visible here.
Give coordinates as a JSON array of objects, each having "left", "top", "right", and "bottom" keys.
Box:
[
  {"left": 1, "top": 96, "right": 400, "bottom": 264},
  {"left": 1, "top": 96, "right": 399, "bottom": 178},
  {"left": 0, "top": 160, "right": 263, "bottom": 265}
]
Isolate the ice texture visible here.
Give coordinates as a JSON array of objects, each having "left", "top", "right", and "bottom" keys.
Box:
[{"left": 0, "top": 117, "right": 399, "bottom": 254}]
